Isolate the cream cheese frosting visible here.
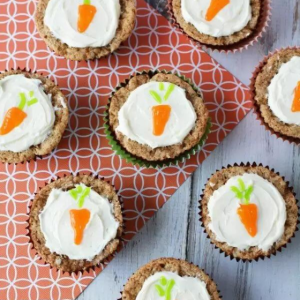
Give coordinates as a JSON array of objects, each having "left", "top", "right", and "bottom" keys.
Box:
[
  {"left": 39, "top": 183, "right": 119, "bottom": 261},
  {"left": 136, "top": 271, "right": 210, "bottom": 300},
  {"left": 208, "top": 173, "right": 286, "bottom": 251},
  {"left": 44, "top": 0, "right": 121, "bottom": 48},
  {"left": 267, "top": 56, "right": 300, "bottom": 125},
  {"left": 181, "top": 0, "right": 252, "bottom": 37},
  {"left": 116, "top": 81, "right": 197, "bottom": 149},
  {"left": 0, "top": 74, "right": 55, "bottom": 152}
]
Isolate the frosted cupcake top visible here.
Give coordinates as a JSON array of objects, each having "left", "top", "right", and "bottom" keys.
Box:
[
  {"left": 0, "top": 74, "right": 55, "bottom": 152},
  {"left": 136, "top": 271, "right": 210, "bottom": 300},
  {"left": 39, "top": 183, "right": 119, "bottom": 261},
  {"left": 267, "top": 56, "right": 300, "bottom": 125},
  {"left": 181, "top": 0, "right": 251, "bottom": 37},
  {"left": 116, "top": 81, "right": 197, "bottom": 149},
  {"left": 208, "top": 173, "right": 286, "bottom": 251},
  {"left": 44, "top": 0, "right": 121, "bottom": 48}
]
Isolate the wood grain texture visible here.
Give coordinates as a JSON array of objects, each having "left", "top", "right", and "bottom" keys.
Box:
[{"left": 78, "top": 0, "right": 300, "bottom": 299}]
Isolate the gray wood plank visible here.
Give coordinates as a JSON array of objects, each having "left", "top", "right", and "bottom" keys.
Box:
[{"left": 78, "top": 0, "right": 300, "bottom": 299}]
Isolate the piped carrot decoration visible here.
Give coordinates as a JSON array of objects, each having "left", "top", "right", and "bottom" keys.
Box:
[
  {"left": 149, "top": 83, "right": 175, "bottom": 136},
  {"left": 70, "top": 209, "right": 90, "bottom": 245},
  {"left": 291, "top": 81, "right": 300, "bottom": 112},
  {"left": 69, "top": 185, "right": 91, "bottom": 245},
  {"left": 231, "top": 178, "right": 258, "bottom": 237},
  {"left": 77, "top": 0, "right": 97, "bottom": 33},
  {"left": 155, "top": 276, "right": 176, "bottom": 300},
  {"left": 0, "top": 91, "right": 38, "bottom": 136},
  {"left": 206, "top": 0, "right": 230, "bottom": 21}
]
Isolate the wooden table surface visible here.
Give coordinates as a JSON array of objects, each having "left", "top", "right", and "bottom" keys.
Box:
[{"left": 78, "top": 1, "right": 300, "bottom": 299}]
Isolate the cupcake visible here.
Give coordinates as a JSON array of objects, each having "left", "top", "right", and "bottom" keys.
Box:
[
  {"left": 0, "top": 70, "right": 68, "bottom": 164},
  {"left": 122, "top": 258, "right": 221, "bottom": 300},
  {"left": 28, "top": 174, "right": 123, "bottom": 273},
  {"left": 169, "top": 0, "right": 264, "bottom": 49},
  {"left": 35, "top": 0, "right": 136, "bottom": 61},
  {"left": 106, "top": 71, "right": 210, "bottom": 167},
  {"left": 200, "top": 164, "right": 299, "bottom": 261},
  {"left": 252, "top": 48, "right": 300, "bottom": 143}
]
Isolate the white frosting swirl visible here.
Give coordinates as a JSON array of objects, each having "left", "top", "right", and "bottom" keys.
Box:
[
  {"left": 268, "top": 56, "right": 300, "bottom": 125},
  {"left": 39, "top": 184, "right": 119, "bottom": 261},
  {"left": 116, "top": 82, "right": 197, "bottom": 149},
  {"left": 181, "top": 0, "right": 252, "bottom": 37},
  {"left": 208, "top": 173, "right": 286, "bottom": 251},
  {"left": 136, "top": 271, "right": 210, "bottom": 300},
  {"left": 0, "top": 74, "right": 55, "bottom": 152},
  {"left": 44, "top": 0, "right": 121, "bottom": 48}
]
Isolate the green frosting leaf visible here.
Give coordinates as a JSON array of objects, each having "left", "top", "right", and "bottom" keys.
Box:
[
  {"left": 231, "top": 179, "right": 254, "bottom": 204},
  {"left": 18, "top": 93, "right": 26, "bottom": 110},
  {"left": 238, "top": 178, "right": 246, "bottom": 192},
  {"left": 231, "top": 186, "right": 243, "bottom": 200},
  {"left": 244, "top": 185, "right": 254, "bottom": 202},
  {"left": 164, "top": 84, "right": 175, "bottom": 101},
  {"left": 165, "top": 279, "right": 175, "bottom": 300},
  {"left": 155, "top": 276, "right": 175, "bottom": 300},
  {"left": 18, "top": 91, "right": 38, "bottom": 110},
  {"left": 159, "top": 82, "right": 164, "bottom": 91},
  {"left": 27, "top": 98, "right": 38, "bottom": 106},
  {"left": 150, "top": 90, "right": 162, "bottom": 104},
  {"left": 160, "top": 276, "right": 167, "bottom": 286},
  {"left": 69, "top": 186, "right": 91, "bottom": 208},
  {"left": 155, "top": 285, "right": 165, "bottom": 297},
  {"left": 69, "top": 189, "right": 78, "bottom": 200}
]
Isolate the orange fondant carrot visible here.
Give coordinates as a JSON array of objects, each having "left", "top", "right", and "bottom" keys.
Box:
[
  {"left": 0, "top": 92, "right": 38, "bottom": 136},
  {"left": 77, "top": 0, "right": 97, "bottom": 33},
  {"left": 0, "top": 107, "right": 27, "bottom": 136},
  {"left": 231, "top": 178, "right": 258, "bottom": 237},
  {"left": 206, "top": 0, "right": 230, "bottom": 21},
  {"left": 152, "top": 105, "right": 171, "bottom": 136},
  {"left": 237, "top": 203, "right": 258, "bottom": 237},
  {"left": 291, "top": 81, "right": 300, "bottom": 112},
  {"left": 69, "top": 209, "right": 91, "bottom": 245}
]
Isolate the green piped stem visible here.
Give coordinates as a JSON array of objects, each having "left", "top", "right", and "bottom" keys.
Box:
[{"left": 18, "top": 93, "right": 26, "bottom": 110}]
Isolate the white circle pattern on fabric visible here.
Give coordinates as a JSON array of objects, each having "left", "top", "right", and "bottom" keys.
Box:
[
  {"left": 44, "top": 0, "right": 121, "bottom": 48},
  {"left": 208, "top": 173, "right": 286, "bottom": 251},
  {"left": 181, "top": 0, "right": 251, "bottom": 37},
  {"left": 267, "top": 56, "right": 300, "bottom": 125},
  {"left": 117, "top": 81, "right": 197, "bottom": 148}
]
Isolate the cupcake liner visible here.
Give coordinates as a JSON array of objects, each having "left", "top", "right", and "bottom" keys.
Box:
[
  {"left": 199, "top": 162, "right": 300, "bottom": 262},
  {"left": 0, "top": 67, "right": 69, "bottom": 164},
  {"left": 119, "top": 258, "right": 222, "bottom": 300},
  {"left": 250, "top": 47, "right": 300, "bottom": 145},
  {"left": 167, "top": 0, "right": 271, "bottom": 53},
  {"left": 26, "top": 173, "right": 126, "bottom": 276},
  {"left": 104, "top": 70, "right": 211, "bottom": 169}
]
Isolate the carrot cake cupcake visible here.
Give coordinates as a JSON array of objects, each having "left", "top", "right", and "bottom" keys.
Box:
[
  {"left": 252, "top": 48, "right": 300, "bottom": 142},
  {"left": 200, "top": 164, "right": 299, "bottom": 261},
  {"left": 35, "top": 0, "right": 136, "bottom": 61},
  {"left": 107, "top": 72, "right": 210, "bottom": 166},
  {"left": 0, "top": 70, "right": 68, "bottom": 164},
  {"left": 122, "top": 258, "right": 221, "bottom": 300},
  {"left": 170, "top": 0, "right": 261, "bottom": 47},
  {"left": 28, "top": 174, "right": 123, "bottom": 273}
]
